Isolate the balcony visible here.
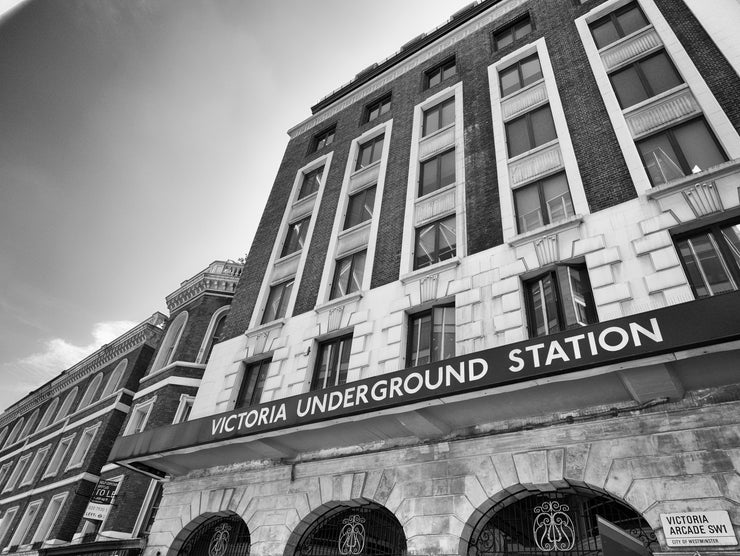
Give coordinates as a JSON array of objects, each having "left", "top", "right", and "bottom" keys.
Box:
[{"left": 165, "top": 260, "right": 244, "bottom": 312}]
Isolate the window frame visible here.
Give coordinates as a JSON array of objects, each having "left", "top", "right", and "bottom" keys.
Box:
[
  {"left": 65, "top": 422, "right": 101, "bottom": 471},
  {"left": 364, "top": 93, "right": 392, "bottom": 124},
  {"left": 78, "top": 373, "right": 103, "bottom": 411},
  {"left": 499, "top": 53, "right": 543, "bottom": 97},
  {"left": 43, "top": 434, "right": 75, "bottom": 478},
  {"left": 608, "top": 49, "right": 683, "bottom": 109},
  {"left": 37, "top": 399, "right": 59, "bottom": 432},
  {"left": 172, "top": 394, "right": 195, "bottom": 424},
  {"left": 99, "top": 360, "right": 127, "bottom": 400},
  {"left": 197, "top": 307, "right": 230, "bottom": 364},
  {"left": 261, "top": 279, "right": 294, "bottom": 324},
  {"left": 31, "top": 492, "right": 68, "bottom": 545},
  {"left": 312, "top": 126, "right": 336, "bottom": 153},
  {"left": 524, "top": 263, "right": 598, "bottom": 338},
  {"left": 0, "top": 462, "right": 11, "bottom": 491},
  {"left": 422, "top": 97, "right": 455, "bottom": 137},
  {"left": 235, "top": 359, "right": 271, "bottom": 409},
  {"left": 124, "top": 400, "right": 155, "bottom": 437},
  {"left": 344, "top": 185, "right": 376, "bottom": 230},
  {"left": 513, "top": 172, "right": 575, "bottom": 233},
  {"left": 280, "top": 216, "right": 311, "bottom": 258},
  {"left": 419, "top": 148, "right": 456, "bottom": 197},
  {"left": 4, "top": 418, "right": 24, "bottom": 449},
  {"left": 355, "top": 134, "right": 385, "bottom": 171},
  {"left": 414, "top": 215, "right": 457, "bottom": 270},
  {"left": 406, "top": 303, "right": 456, "bottom": 368},
  {"left": 3, "top": 453, "right": 31, "bottom": 493},
  {"left": 297, "top": 165, "right": 325, "bottom": 200},
  {"left": 0, "top": 506, "right": 19, "bottom": 548},
  {"left": 311, "top": 334, "right": 353, "bottom": 391},
  {"left": 20, "top": 445, "right": 50, "bottom": 487},
  {"left": 330, "top": 250, "right": 367, "bottom": 300},
  {"left": 505, "top": 104, "right": 557, "bottom": 158},
  {"left": 150, "top": 311, "right": 188, "bottom": 373},
  {"left": 424, "top": 57, "right": 457, "bottom": 90},
  {"left": 492, "top": 13, "right": 533, "bottom": 51},
  {"left": 589, "top": 1, "right": 650, "bottom": 49},
  {"left": 55, "top": 387, "right": 78, "bottom": 423}
]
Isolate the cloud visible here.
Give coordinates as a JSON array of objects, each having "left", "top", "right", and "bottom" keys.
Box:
[{"left": 0, "top": 320, "right": 136, "bottom": 412}]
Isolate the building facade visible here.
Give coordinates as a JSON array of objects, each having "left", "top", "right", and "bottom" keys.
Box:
[{"left": 32, "top": 0, "right": 740, "bottom": 555}]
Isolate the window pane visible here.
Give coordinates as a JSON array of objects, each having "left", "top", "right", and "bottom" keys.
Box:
[
  {"left": 437, "top": 216, "right": 457, "bottom": 261},
  {"left": 591, "top": 19, "right": 620, "bottom": 49},
  {"left": 529, "top": 275, "right": 560, "bottom": 336},
  {"left": 427, "top": 70, "right": 441, "bottom": 88},
  {"left": 531, "top": 105, "right": 557, "bottom": 148},
  {"left": 506, "top": 115, "right": 530, "bottom": 157},
  {"left": 637, "top": 132, "right": 684, "bottom": 185},
  {"left": 440, "top": 150, "right": 455, "bottom": 188},
  {"left": 557, "top": 266, "right": 595, "bottom": 328},
  {"left": 672, "top": 119, "right": 726, "bottom": 174},
  {"left": 515, "top": 184, "right": 543, "bottom": 233},
  {"left": 686, "top": 235, "right": 735, "bottom": 296},
  {"left": 617, "top": 5, "right": 649, "bottom": 37},
  {"left": 409, "top": 313, "right": 432, "bottom": 366},
  {"left": 440, "top": 98, "right": 455, "bottom": 129},
  {"left": 721, "top": 224, "right": 740, "bottom": 269},
  {"left": 610, "top": 65, "right": 648, "bottom": 108},
  {"left": 420, "top": 157, "right": 439, "bottom": 197},
  {"left": 520, "top": 56, "right": 543, "bottom": 88},
  {"left": 344, "top": 186, "right": 375, "bottom": 229},
  {"left": 641, "top": 52, "right": 682, "bottom": 97},
  {"left": 515, "top": 18, "right": 532, "bottom": 38},
  {"left": 298, "top": 166, "right": 323, "bottom": 199},
  {"left": 414, "top": 216, "right": 456, "bottom": 269},
  {"left": 542, "top": 173, "right": 574, "bottom": 224},
  {"left": 442, "top": 62, "right": 456, "bottom": 80},
  {"left": 432, "top": 306, "right": 456, "bottom": 361},
  {"left": 677, "top": 238, "right": 709, "bottom": 298},
  {"left": 415, "top": 223, "right": 437, "bottom": 269},
  {"left": 495, "top": 29, "right": 513, "bottom": 50},
  {"left": 500, "top": 65, "right": 520, "bottom": 97},
  {"left": 263, "top": 280, "right": 293, "bottom": 323},
  {"left": 281, "top": 218, "right": 309, "bottom": 257}
]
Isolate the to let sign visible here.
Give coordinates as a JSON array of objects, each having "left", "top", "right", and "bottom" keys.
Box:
[
  {"left": 82, "top": 479, "right": 118, "bottom": 522},
  {"left": 661, "top": 511, "right": 738, "bottom": 547}
]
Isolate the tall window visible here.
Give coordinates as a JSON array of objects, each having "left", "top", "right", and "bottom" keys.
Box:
[
  {"left": 125, "top": 402, "right": 154, "bottom": 436},
  {"left": 99, "top": 360, "right": 127, "bottom": 400},
  {"left": 66, "top": 423, "right": 100, "bottom": 469},
  {"left": 407, "top": 305, "right": 456, "bottom": 367},
  {"left": 500, "top": 54, "right": 543, "bottom": 97},
  {"left": 505, "top": 104, "right": 557, "bottom": 157},
  {"left": 9, "top": 500, "right": 42, "bottom": 547},
  {"left": 311, "top": 335, "right": 353, "bottom": 391},
  {"left": 344, "top": 185, "right": 376, "bottom": 230},
  {"left": 19, "top": 409, "right": 39, "bottom": 441},
  {"left": 0, "top": 463, "right": 11, "bottom": 491},
  {"left": 173, "top": 395, "right": 194, "bottom": 424},
  {"left": 419, "top": 149, "right": 455, "bottom": 197},
  {"left": 422, "top": 97, "right": 455, "bottom": 137},
  {"left": 493, "top": 14, "right": 533, "bottom": 51},
  {"left": 55, "top": 387, "right": 78, "bottom": 422},
  {"left": 524, "top": 264, "right": 597, "bottom": 337},
  {"left": 20, "top": 445, "right": 50, "bottom": 487},
  {"left": 356, "top": 135, "right": 385, "bottom": 170},
  {"left": 78, "top": 373, "right": 103, "bottom": 410},
  {"left": 0, "top": 428, "right": 7, "bottom": 448},
  {"left": 201, "top": 308, "right": 229, "bottom": 364},
  {"left": 424, "top": 57, "right": 456, "bottom": 89},
  {"left": 331, "top": 251, "right": 366, "bottom": 299},
  {"left": 590, "top": 2, "right": 650, "bottom": 49},
  {"left": 414, "top": 215, "right": 456, "bottom": 270},
  {"left": 4, "top": 418, "right": 24, "bottom": 448},
  {"left": 297, "top": 166, "right": 325, "bottom": 199},
  {"left": 636, "top": 118, "right": 726, "bottom": 186},
  {"left": 31, "top": 493, "right": 67, "bottom": 545},
  {"left": 150, "top": 311, "right": 187, "bottom": 373},
  {"left": 281, "top": 217, "right": 311, "bottom": 257},
  {"left": 312, "top": 126, "right": 335, "bottom": 152},
  {"left": 675, "top": 219, "right": 740, "bottom": 298},
  {"left": 0, "top": 507, "right": 18, "bottom": 547},
  {"left": 37, "top": 398, "right": 59, "bottom": 431},
  {"left": 365, "top": 94, "right": 391, "bottom": 123},
  {"left": 236, "top": 360, "right": 270, "bottom": 409},
  {"left": 514, "top": 173, "right": 575, "bottom": 233},
  {"left": 262, "top": 279, "right": 294, "bottom": 323},
  {"left": 43, "top": 435, "right": 74, "bottom": 478},
  {"left": 3, "top": 454, "right": 31, "bottom": 492},
  {"left": 609, "top": 50, "right": 682, "bottom": 108}
]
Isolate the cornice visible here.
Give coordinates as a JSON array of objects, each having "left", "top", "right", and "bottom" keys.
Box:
[
  {"left": 0, "top": 314, "right": 166, "bottom": 428},
  {"left": 165, "top": 261, "right": 243, "bottom": 313}
]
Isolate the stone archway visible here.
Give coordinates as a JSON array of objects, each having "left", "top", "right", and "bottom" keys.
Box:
[
  {"left": 168, "top": 511, "right": 251, "bottom": 556},
  {"left": 284, "top": 499, "right": 407, "bottom": 556},
  {"left": 461, "top": 485, "right": 657, "bottom": 556}
]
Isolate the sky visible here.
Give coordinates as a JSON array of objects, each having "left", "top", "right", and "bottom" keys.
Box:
[{"left": 0, "top": 0, "right": 470, "bottom": 412}]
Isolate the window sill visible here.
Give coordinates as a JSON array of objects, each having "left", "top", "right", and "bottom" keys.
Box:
[
  {"left": 417, "top": 182, "right": 457, "bottom": 204},
  {"left": 420, "top": 122, "right": 455, "bottom": 143},
  {"left": 274, "top": 249, "right": 302, "bottom": 266},
  {"left": 244, "top": 319, "right": 286, "bottom": 339},
  {"left": 351, "top": 159, "right": 381, "bottom": 177},
  {"left": 644, "top": 159, "right": 740, "bottom": 201},
  {"left": 401, "top": 257, "right": 461, "bottom": 284},
  {"left": 338, "top": 218, "right": 371, "bottom": 238},
  {"left": 507, "top": 138, "right": 559, "bottom": 164},
  {"left": 140, "top": 361, "right": 206, "bottom": 384},
  {"left": 315, "top": 292, "right": 363, "bottom": 314},
  {"left": 500, "top": 77, "right": 545, "bottom": 103},
  {"left": 596, "top": 24, "right": 655, "bottom": 54},
  {"left": 508, "top": 214, "right": 584, "bottom": 248},
  {"left": 621, "top": 83, "right": 689, "bottom": 116}
]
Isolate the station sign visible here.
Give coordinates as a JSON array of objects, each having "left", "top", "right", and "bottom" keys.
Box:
[
  {"left": 661, "top": 511, "right": 738, "bottom": 547},
  {"left": 83, "top": 478, "right": 118, "bottom": 522}
]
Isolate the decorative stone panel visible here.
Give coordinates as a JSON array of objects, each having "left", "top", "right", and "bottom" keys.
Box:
[
  {"left": 600, "top": 27, "right": 661, "bottom": 71},
  {"left": 289, "top": 192, "right": 317, "bottom": 222},
  {"left": 509, "top": 143, "right": 563, "bottom": 186},
  {"left": 501, "top": 81, "right": 548, "bottom": 121},
  {"left": 626, "top": 87, "right": 700, "bottom": 138},
  {"left": 682, "top": 181, "right": 724, "bottom": 217},
  {"left": 419, "top": 125, "right": 455, "bottom": 160},
  {"left": 415, "top": 185, "right": 456, "bottom": 226},
  {"left": 271, "top": 251, "right": 300, "bottom": 283},
  {"left": 335, "top": 221, "right": 372, "bottom": 258},
  {"left": 420, "top": 274, "right": 439, "bottom": 303},
  {"left": 348, "top": 162, "right": 380, "bottom": 193}
]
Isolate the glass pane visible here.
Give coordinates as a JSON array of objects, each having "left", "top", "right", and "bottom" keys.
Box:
[
  {"left": 515, "top": 18, "right": 532, "bottom": 38},
  {"left": 298, "top": 166, "right": 323, "bottom": 199},
  {"left": 677, "top": 238, "right": 709, "bottom": 298},
  {"left": 542, "top": 173, "right": 574, "bottom": 224},
  {"left": 531, "top": 105, "right": 557, "bottom": 148},
  {"left": 334, "top": 338, "right": 351, "bottom": 386},
  {"left": 440, "top": 98, "right": 455, "bottom": 128},
  {"left": 358, "top": 143, "right": 372, "bottom": 169},
  {"left": 529, "top": 275, "right": 560, "bottom": 336},
  {"left": 690, "top": 235, "right": 735, "bottom": 296},
  {"left": 563, "top": 266, "right": 594, "bottom": 327},
  {"left": 442, "top": 62, "right": 456, "bottom": 80},
  {"left": 415, "top": 223, "right": 436, "bottom": 269},
  {"left": 325, "top": 131, "right": 334, "bottom": 146},
  {"left": 428, "top": 70, "right": 441, "bottom": 88},
  {"left": 440, "top": 150, "right": 456, "bottom": 188},
  {"left": 617, "top": 5, "right": 649, "bottom": 37},
  {"left": 432, "top": 306, "right": 456, "bottom": 362},
  {"left": 238, "top": 368, "right": 259, "bottom": 408},
  {"left": 673, "top": 119, "right": 726, "bottom": 174},
  {"left": 423, "top": 107, "right": 439, "bottom": 136},
  {"left": 331, "top": 256, "right": 353, "bottom": 299},
  {"left": 345, "top": 186, "right": 375, "bottom": 229},
  {"left": 520, "top": 56, "right": 543, "bottom": 88},
  {"left": 314, "top": 344, "right": 332, "bottom": 389},
  {"left": 420, "top": 157, "right": 438, "bottom": 197},
  {"left": 500, "top": 65, "right": 520, "bottom": 97},
  {"left": 506, "top": 116, "right": 530, "bottom": 157},
  {"left": 591, "top": 19, "right": 620, "bottom": 49},
  {"left": 410, "top": 313, "right": 432, "bottom": 366},
  {"left": 637, "top": 132, "right": 684, "bottom": 185},
  {"left": 438, "top": 216, "right": 457, "bottom": 261},
  {"left": 370, "top": 135, "right": 384, "bottom": 164},
  {"left": 348, "top": 251, "right": 366, "bottom": 294},
  {"left": 367, "top": 105, "right": 380, "bottom": 122},
  {"left": 610, "top": 65, "right": 648, "bottom": 108},
  {"left": 721, "top": 224, "right": 740, "bottom": 269},
  {"left": 380, "top": 99, "right": 391, "bottom": 115},
  {"left": 514, "top": 184, "right": 543, "bottom": 232},
  {"left": 495, "top": 29, "right": 513, "bottom": 50},
  {"left": 641, "top": 52, "right": 682, "bottom": 97}
]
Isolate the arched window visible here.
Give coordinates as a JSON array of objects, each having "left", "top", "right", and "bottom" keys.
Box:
[
  {"left": 37, "top": 398, "right": 59, "bottom": 431},
  {"left": 19, "top": 409, "right": 39, "bottom": 440},
  {"left": 78, "top": 373, "right": 103, "bottom": 410},
  {"left": 100, "top": 359, "right": 127, "bottom": 399},
  {"left": 55, "top": 387, "right": 78, "bottom": 422},
  {"left": 197, "top": 307, "right": 230, "bottom": 364},
  {"left": 149, "top": 311, "right": 188, "bottom": 373},
  {"left": 176, "top": 513, "right": 251, "bottom": 556},
  {"left": 3, "top": 417, "right": 24, "bottom": 448},
  {"left": 0, "top": 427, "right": 8, "bottom": 448}
]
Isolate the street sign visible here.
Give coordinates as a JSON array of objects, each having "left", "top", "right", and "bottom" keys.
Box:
[{"left": 661, "top": 511, "right": 738, "bottom": 547}]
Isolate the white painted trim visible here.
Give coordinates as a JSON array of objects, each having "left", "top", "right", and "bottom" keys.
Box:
[
  {"left": 64, "top": 422, "right": 101, "bottom": 471},
  {"left": 1, "top": 453, "right": 30, "bottom": 493},
  {"left": 124, "top": 398, "right": 156, "bottom": 436},
  {"left": 0, "top": 472, "right": 98, "bottom": 506},
  {"left": 7, "top": 498, "right": 41, "bottom": 547},
  {"left": 100, "top": 462, "right": 122, "bottom": 474},
  {"left": 317, "top": 120, "right": 394, "bottom": 303},
  {"left": 132, "top": 479, "right": 158, "bottom": 536},
  {"left": 41, "top": 433, "right": 76, "bottom": 480},
  {"left": 172, "top": 394, "right": 195, "bottom": 424},
  {"left": 140, "top": 361, "right": 206, "bottom": 384},
  {"left": 196, "top": 306, "right": 231, "bottom": 364},
  {"left": 99, "top": 359, "right": 128, "bottom": 399},
  {"left": 18, "top": 444, "right": 50, "bottom": 487},
  {"left": 149, "top": 311, "right": 189, "bottom": 374},
  {"left": 133, "top": 377, "right": 202, "bottom": 400},
  {"left": 31, "top": 491, "right": 68, "bottom": 544}
]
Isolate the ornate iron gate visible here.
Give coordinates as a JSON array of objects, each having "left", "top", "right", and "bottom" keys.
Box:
[
  {"left": 178, "top": 514, "right": 251, "bottom": 556},
  {"left": 295, "top": 505, "right": 407, "bottom": 556},
  {"left": 469, "top": 491, "right": 658, "bottom": 556}
]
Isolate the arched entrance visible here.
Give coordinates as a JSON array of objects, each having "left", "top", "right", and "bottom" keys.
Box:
[
  {"left": 293, "top": 503, "right": 407, "bottom": 556},
  {"left": 176, "top": 513, "right": 251, "bottom": 556},
  {"left": 467, "top": 488, "right": 658, "bottom": 556}
]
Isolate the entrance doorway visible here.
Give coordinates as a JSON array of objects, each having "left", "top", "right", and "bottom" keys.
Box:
[{"left": 176, "top": 513, "right": 251, "bottom": 556}]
